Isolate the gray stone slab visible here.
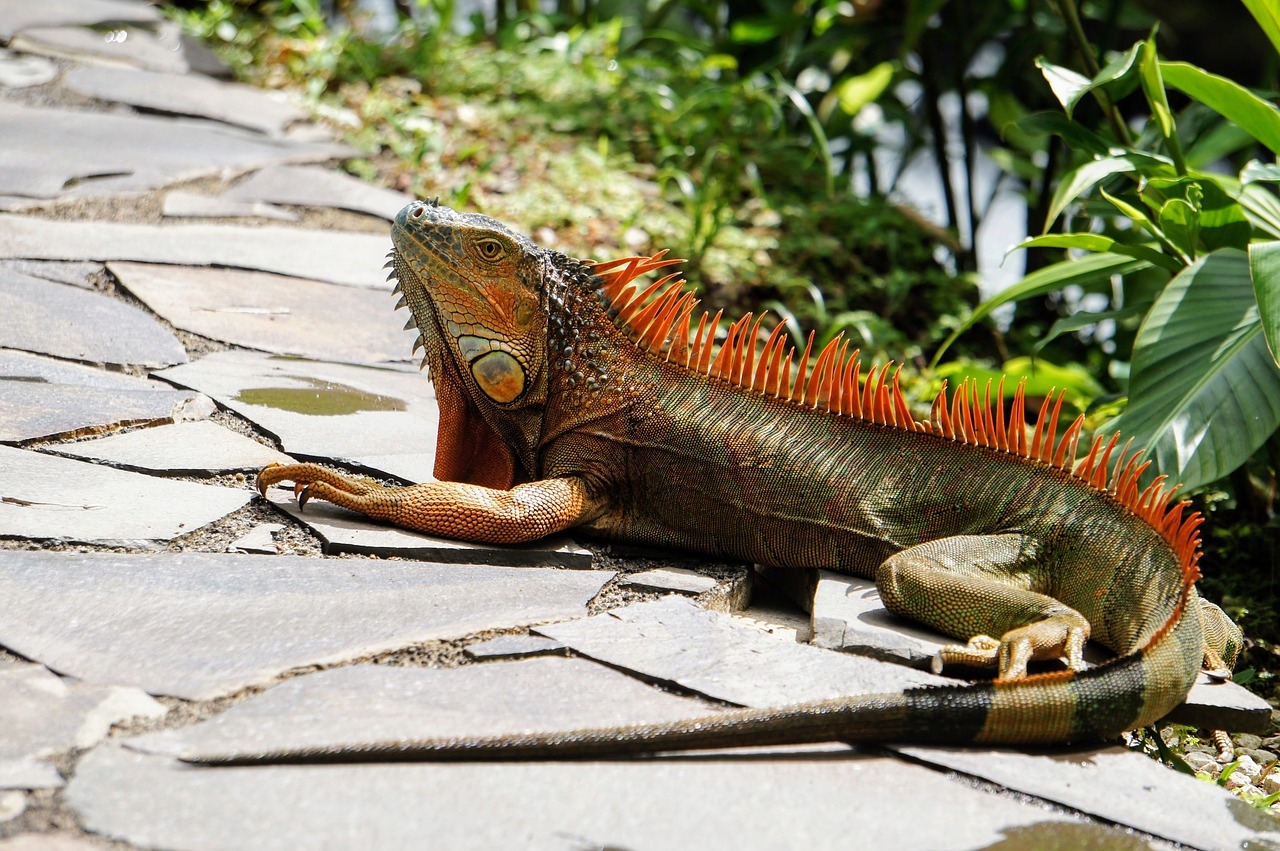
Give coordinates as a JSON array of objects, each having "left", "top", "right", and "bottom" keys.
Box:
[
  {"left": 224, "top": 165, "right": 414, "bottom": 220},
  {"left": 0, "top": 662, "right": 164, "bottom": 789},
  {"left": 0, "top": 550, "right": 613, "bottom": 700},
  {"left": 0, "top": 259, "right": 101, "bottom": 288},
  {"left": 266, "top": 488, "right": 593, "bottom": 566},
  {"left": 227, "top": 523, "right": 285, "bottom": 555},
  {"left": 464, "top": 634, "right": 565, "bottom": 660},
  {"left": 163, "top": 190, "right": 297, "bottom": 221},
  {"left": 1161, "top": 672, "right": 1273, "bottom": 734},
  {"left": 894, "top": 743, "right": 1280, "bottom": 850},
  {"left": 130, "top": 658, "right": 710, "bottom": 760},
  {"left": 0, "top": 267, "right": 186, "bottom": 368},
  {"left": 622, "top": 567, "right": 717, "bottom": 595},
  {"left": 11, "top": 22, "right": 188, "bottom": 75},
  {"left": 0, "top": 49, "right": 56, "bottom": 88},
  {"left": 0, "top": 837, "right": 104, "bottom": 851},
  {"left": 46, "top": 421, "right": 294, "bottom": 475},
  {"left": 63, "top": 65, "right": 307, "bottom": 136},
  {"left": 0, "top": 101, "right": 348, "bottom": 204},
  {"left": 154, "top": 350, "right": 437, "bottom": 481},
  {"left": 68, "top": 742, "right": 1113, "bottom": 851},
  {"left": 0, "top": 446, "right": 250, "bottom": 545},
  {"left": 0, "top": 214, "right": 386, "bottom": 290},
  {"left": 811, "top": 570, "right": 947, "bottom": 666},
  {"left": 110, "top": 262, "right": 415, "bottom": 364},
  {"left": 0, "top": 0, "right": 160, "bottom": 41},
  {"left": 0, "top": 350, "right": 205, "bottom": 443},
  {"left": 537, "top": 596, "right": 952, "bottom": 709},
  {"left": 0, "top": 759, "right": 62, "bottom": 791}
]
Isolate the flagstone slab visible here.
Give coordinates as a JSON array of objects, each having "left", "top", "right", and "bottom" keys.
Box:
[
  {"left": 1161, "top": 672, "right": 1272, "bottom": 734},
  {"left": 0, "top": 49, "right": 56, "bottom": 88},
  {"left": 894, "top": 743, "right": 1280, "bottom": 850},
  {"left": 163, "top": 190, "right": 297, "bottom": 221},
  {"left": 154, "top": 350, "right": 437, "bottom": 482},
  {"left": 226, "top": 523, "right": 285, "bottom": 554},
  {"left": 0, "top": 267, "right": 186, "bottom": 368},
  {"left": 0, "top": 836, "right": 104, "bottom": 851},
  {"left": 129, "top": 658, "right": 711, "bottom": 760},
  {"left": 0, "top": 215, "right": 385, "bottom": 289},
  {"left": 224, "top": 165, "right": 414, "bottom": 220},
  {"left": 622, "top": 567, "right": 718, "bottom": 595},
  {"left": 0, "top": 259, "right": 101, "bottom": 288},
  {"left": 0, "top": 446, "right": 250, "bottom": 545},
  {"left": 0, "top": 661, "right": 165, "bottom": 790},
  {"left": 809, "top": 570, "right": 946, "bottom": 666},
  {"left": 46, "top": 420, "right": 293, "bottom": 475},
  {"left": 0, "top": 551, "right": 613, "bottom": 700},
  {"left": 11, "top": 22, "right": 189, "bottom": 75},
  {"left": 0, "top": 350, "right": 204, "bottom": 443},
  {"left": 0, "top": 102, "right": 349, "bottom": 205},
  {"left": 110, "top": 262, "right": 414, "bottom": 364},
  {"left": 464, "top": 634, "right": 565, "bottom": 660},
  {"left": 265, "top": 488, "right": 593, "bottom": 567},
  {"left": 536, "top": 596, "right": 952, "bottom": 709},
  {"left": 63, "top": 65, "right": 307, "bottom": 136},
  {"left": 67, "top": 743, "right": 1113, "bottom": 851},
  {"left": 0, "top": 0, "right": 160, "bottom": 40},
  {"left": 0, "top": 759, "right": 62, "bottom": 791}
]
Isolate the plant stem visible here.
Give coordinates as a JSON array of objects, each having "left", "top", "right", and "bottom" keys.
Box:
[{"left": 1052, "top": 0, "right": 1134, "bottom": 147}]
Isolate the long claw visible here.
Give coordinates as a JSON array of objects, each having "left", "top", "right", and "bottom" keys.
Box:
[{"left": 297, "top": 485, "right": 312, "bottom": 511}]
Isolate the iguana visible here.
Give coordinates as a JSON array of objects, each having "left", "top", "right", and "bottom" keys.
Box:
[{"left": 246, "top": 199, "right": 1243, "bottom": 762}]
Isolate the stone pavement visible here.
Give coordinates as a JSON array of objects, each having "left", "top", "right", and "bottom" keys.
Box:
[{"left": 0, "top": 2, "right": 1275, "bottom": 849}]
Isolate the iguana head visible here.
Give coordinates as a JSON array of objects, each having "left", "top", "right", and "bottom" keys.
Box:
[{"left": 391, "top": 200, "right": 553, "bottom": 489}]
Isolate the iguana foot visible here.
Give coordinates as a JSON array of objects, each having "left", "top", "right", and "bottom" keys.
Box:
[
  {"left": 933, "top": 622, "right": 1087, "bottom": 680},
  {"left": 256, "top": 462, "right": 376, "bottom": 502}
]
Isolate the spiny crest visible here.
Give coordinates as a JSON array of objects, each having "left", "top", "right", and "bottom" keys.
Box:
[{"left": 592, "top": 252, "right": 1202, "bottom": 584}]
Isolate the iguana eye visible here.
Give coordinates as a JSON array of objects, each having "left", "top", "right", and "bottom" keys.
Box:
[{"left": 476, "top": 238, "right": 505, "bottom": 262}]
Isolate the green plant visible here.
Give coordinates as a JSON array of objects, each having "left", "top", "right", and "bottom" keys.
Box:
[{"left": 937, "top": 4, "right": 1280, "bottom": 499}]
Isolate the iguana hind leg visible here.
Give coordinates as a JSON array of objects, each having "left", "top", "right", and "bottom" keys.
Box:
[
  {"left": 257, "top": 463, "right": 604, "bottom": 544},
  {"left": 875, "top": 534, "right": 1089, "bottom": 680}
]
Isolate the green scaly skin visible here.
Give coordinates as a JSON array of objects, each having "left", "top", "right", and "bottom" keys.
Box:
[{"left": 239, "top": 200, "right": 1243, "bottom": 764}]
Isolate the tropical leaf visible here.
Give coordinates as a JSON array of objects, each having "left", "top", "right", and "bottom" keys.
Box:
[
  {"left": 1249, "top": 240, "right": 1280, "bottom": 368},
  {"left": 1044, "top": 155, "right": 1137, "bottom": 231},
  {"left": 931, "top": 253, "right": 1149, "bottom": 366},
  {"left": 1160, "top": 61, "right": 1280, "bottom": 156},
  {"left": 1014, "top": 234, "right": 1180, "bottom": 271},
  {"left": 1242, "top": 0, "right": 1280, "bottom": 57},
  {"left": 1110, "top": 249, "right": 1280, "bottom": 490}
]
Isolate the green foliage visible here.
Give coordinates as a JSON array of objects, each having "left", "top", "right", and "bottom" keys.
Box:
[{"left": 945, "top": 3, "right": 1280, "bottom": 497}]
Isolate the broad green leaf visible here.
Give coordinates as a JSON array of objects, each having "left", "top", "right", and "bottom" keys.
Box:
[
  {"left": 1194, "top": 178, "right": 1253, "bottom": 252},
  {"left": 1242, "top": 159, "right": 1280, "bottom": 184},
  {"left": 1242, "top": 0, "right": 1280, "bottom": 57},
  {"left": 1109, "top": 249, "right": 1280, "bottom": 490},
  {"left": 1036, "top": 58, "right": 1092, "bottom": 116},
  {"left": 1045, "top": 156, "right": 1136, "bottom": 230},
  {"left": 1158, "top": 199, "right": 1200, "bottom": 260},
  {"left": 835, "top": 62, "right": 895, "bottom": 116},
  {"left": 1037, "top": 43, "right": 1144, "bottom": 119},
  {"left": 1017, "top": 111, "right": 1112, "bottom": 157},
  {"left": 1249, "top": 240, "right": 1280, "bottom": 368},
  {"left": 1185, "top": 121, "right": 1257, "bottom": 169},
  {"left": 1240, "top": 183, "right": 1280, "bottom": 238},
  {"left": 1036, "top": 304, "right": 1148, "bottom": 353},
  {"left": 1013, "top": 234, "right": 1180, "bottom": 271},
  {"left": 931, "top": 253, "right": 1149, "bottom": 366},
  {"left": 1139, "top": 34, "right": 1176, "bottom": 142},
  {"left": 1160, "top": 61, "right": 1280, "bottom": 156},
  {"left": 1100, "top": 188, "right": 1162, "bottom": 242}
]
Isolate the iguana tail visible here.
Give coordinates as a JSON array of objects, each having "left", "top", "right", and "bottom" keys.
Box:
[{"left": 187, "top": 596, "right": 1206, "bottom": 765}]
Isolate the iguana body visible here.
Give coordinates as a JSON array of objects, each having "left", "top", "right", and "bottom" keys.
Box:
[{"left": 249, "top": 200, "right": 1242, "bottom": 762}]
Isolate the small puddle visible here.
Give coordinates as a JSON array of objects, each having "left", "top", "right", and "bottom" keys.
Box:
[
  {"left": 980, "top": 821, "right": 1156, "bottom": 850},
  {"left": 234, "top": 377, "right": 407, "bottom": 416}
]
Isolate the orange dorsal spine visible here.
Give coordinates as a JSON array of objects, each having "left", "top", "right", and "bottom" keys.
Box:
[{"left": 590, "top": 253, "right": 1202, "bottom": 584}]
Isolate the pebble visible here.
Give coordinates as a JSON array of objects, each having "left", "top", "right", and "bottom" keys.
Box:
[
  {"left": 1263, "top": 735, "right": 1280, "bottom": 750},
  {"left": 1243, "top": 748, "right": 1279, "bottom": 765},
  {"left": 1236, "top": 755, "right": 1262, "bottom": 779},
  {"left": 1184, "top": 751, "right": 1217, "bottom": 772},
  {"left": 1264, "top": 774, "right": 1280, "bottom": 795},
  {"left": 1236, "top": 733, "right": 1264, "bottom": 750}
]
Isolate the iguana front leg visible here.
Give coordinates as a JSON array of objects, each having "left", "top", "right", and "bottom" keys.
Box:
[
  {"left": 257, "top": 463, "right": 606, "bottom": 544},
  {"left": 875, "top": 534, "right": 1089, "bottom": 680}
]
